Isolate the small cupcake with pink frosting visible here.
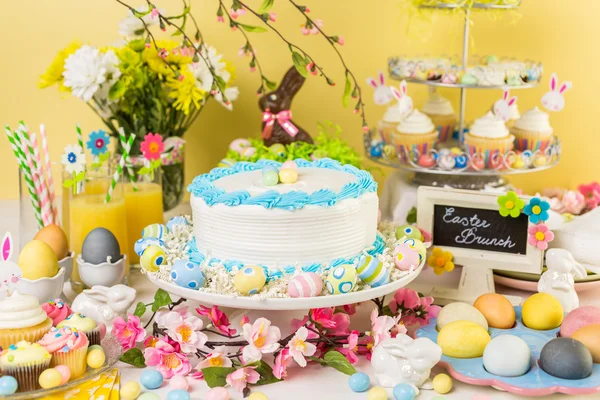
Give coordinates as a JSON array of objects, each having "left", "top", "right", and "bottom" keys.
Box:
[
  {"left": 42, "top": 299, "right": 73, "bottom": 326},
  {"left": 38, "top": 327, "right": 89, "bottom": 379}
]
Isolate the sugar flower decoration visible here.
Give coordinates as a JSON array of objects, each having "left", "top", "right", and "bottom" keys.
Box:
[
  {"left": 112, "top": 314, "right": 146, "bottom": 351},
  {"left": 497, "top": 191, "right": 525, "bottom": 218},
  {"left": 86, "top": 130, "right": 110, "bottom": 156},
  {"left": 427, "top": 247, "right": 455, "bottom": 275},
  {"left": 140, "top": 133, "right": 165, "bottom": 161},
  {"left": 144, "top": 339, "right": 192, "bottom": 378},
  {"left": 523, "top": 197, "right": 551, "bottom": 223},
  {"left": 61, "top": 144, "right": 85, "bottom": 173},
  {"left": 241, "top": 317, "right": 281, "bottom": 363},
  {"left": 578, "top": 182, "right": 600, "bottom": 210},
  {"left": 287, "top": 327, "right": 317, "bottom": 367},
  {"left": 528, "top": 224, "right": 555, "bottom": 250},
  {"left": 63, "top": 46, "right": 121, "bottom": 102},
  {"left": 226, "top": 366, "right": 260, "bottom": 392}
]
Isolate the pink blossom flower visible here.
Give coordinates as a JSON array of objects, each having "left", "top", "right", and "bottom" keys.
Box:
[
  {"left": 144, "top": 339, "right": 192, "bottom": 378},
  {"left": 337, "top": 36, "right": 344, "bottom": 45},
  {"left": 156, "top": 306, "right": 193, "bottom": 326},
  {"left": 226, "top": 366, "right": 259, "bottom": 392},
  {"left": 274, "top": 348, "right": 293, "bottom": 379},
  {"left": 217, "top": 15, "right": 225, "bottom": 23},
  {"left": 331, "top": 312, "right": 351, "bottom": 335},
  {"left": 561, "top": 190, "right": 586, "bottom": 215},
  {"left": 290, "top": 316, "right": 318, "bottom": 339},
  {"left": 191, "top": 346, "right": 232, "bottom": 379},
  {"left": 370, "top": 309, "right": 395, "bottom": 347},
  {"left": 414, "top": 296, "right": 440, "bottom": 325},
  {"left": 269, "top": 12, "right": 276, "bottom": 22},
  {"left": 392, "top": 321, "right": 408, "bottom": 337},
  {"left": 140, "top": 133, "right": 165, "bottom": 161},
  {"left": 151, "top": 8, "right": 160, "bottom": 19},
  {"left": 578, "top": 182, "right": 600, "bottom": 210},
  {"left": 112, "top": 314, "right": 146, "bottom": 351},
  {"left": 158, "top": 48, "right": 169, "bottom": 59},
  {"left": 310, "top": 308, "right": 337, "bottom": 329},
  {"left": 287, "top": 327, "right": 317, "bottom": 367},
  {"left": 242, "top": 318, "right": 281, "bottom": 363},
  {"left": 163, "top": 310, "right": 208, "bottom": 353},
  {"left": 300, "top": 19, "right": 323, "bottom": 35},
  {"left": 528, "top": 224, "right": 555, "bottom": 250},
  {"left": 339, "top": 330, "right": 359, "bottom": 364},
  {"left": 231, "top": 8, "right": 246, "bottom": 19},
  {"left": 196, "top": 305, "right": 236, "bottom": 337},
  {"left": 240, "top": 315, "right": 250, "bottom": 326},
  {"left": 305, "top": 62, "right": 318, "bottom": 76},
  {"left": 342, "top": 304, "right": 357, "bottom": 315},
  {"left": 389, "top": 288, "right": 420, "bottom": 314}
]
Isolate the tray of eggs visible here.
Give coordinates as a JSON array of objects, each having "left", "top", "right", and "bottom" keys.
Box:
[{"left": 415, "top": 293, "right": 600, "bottom": 397}]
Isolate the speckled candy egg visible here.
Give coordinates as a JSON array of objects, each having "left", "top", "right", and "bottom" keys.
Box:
[
  {"left": 142, "top": 223, "right": 166, "bottom": 240},
  {"left": 278, "top": 168, "right": 298, "bottom": 184},
  {"left": 166, "top": 216, "right": 189, "bottom": 231},
  {"left": 436, "top": 302, "right": 488, "bottom": 331},
  {"left": 398, "top": 238, "right": 426, "bottom": 263},
  {"left": 287, "top": 273, "right": 323, "bottom": 298},
  {"left": 234, "top": 265, "right": 266, "bottom": 295},
  {"left": 540, "top": 338, "right": 593, "bottom": 380},
  {"left": 140, "top": 245, "right": 166, "bottom": 272},
  {"left": 560, "top": 306, "right": 600, "bottom": 338},
  {"left": 392, "top": 244, "right": 420, "bottom": 271},
  {"left": 81, "top": 227, "right": 121, "bottom": 264},
  {"left": 206, "top": 387, "right": 230, "bottom": 400},
  {"left": 395, "top": 225, "right": 423, "bottom": 241},
  {"left": 171, "top": 259, "right": 205, "bottom": 290},
  {"left": 134, "top": 237, "right": 166, "bottom": 256},
  {"left": 356, "top": 255, "right": 389, "bottom": 287},
  {"left": 483, "top": 335, "right": 531, "bottom": 377},
  {"left": 262, "top": 166, "right": 279, "bottom": 186},
  {"left": 326, "top": 264, "right": 357, "bottom": 295}
]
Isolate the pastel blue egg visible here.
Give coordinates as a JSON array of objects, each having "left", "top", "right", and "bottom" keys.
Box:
[
  {"left": 0, "top": 376, "right": 18, "bottom": 395},
  {"left": 356, "top": 255, "right": 389, "bottom": 288},
  {"left": 166, "top": 216, "right": 189, "bottom": 231},
  {"left": 393, "top": 383, "right": 416, "bottom": 400},
  {"left": 134, "top": 237, "right": 166, "bottom": 256},
  {"left": 348, "top": 372, "right": 370, "bottom": 393},
  {"left": 454, "top": 155, "right": 468, "bottom": 168},
  {"left": 167, "top": 389, "right": 191, "bottom": 400},
  {"left": 170, "top": 259, "right": 205, "bottom": 290},
  {"left": 140, "top": 369, "right": 164, "bottom": 390},
  {"left": 142, "top": 223, "right": 166, "bottom": 240}
]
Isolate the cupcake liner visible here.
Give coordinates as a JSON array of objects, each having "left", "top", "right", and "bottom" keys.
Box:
[
  {"left": 510, "top": 126, "right": 553, "bottom": 152},
  {"left": 464, "top": 134, "right": 515, "bottom": 168},
  {"left": 426, "top": 114, "right": 456, "bottom": 142},
  {"left": 377, "top": 120, "right": 400, "bottom": 145},
  {"left": 85, "top": 327, "right": 102, "bottom": 346},
  {"left": 1, "top": 358, "right": 51, "bottom": 392},
  {"left": 0, "top": 318, "right": 53, "bottom": 350},
  {"left": 52, "top": 345, "right": 88, "bottom": 380},
  {"left": 391, "top": 131, "right": 438, "bottom": 164}
]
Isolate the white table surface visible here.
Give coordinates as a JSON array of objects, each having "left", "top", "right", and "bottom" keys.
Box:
[{"left": 3, "top": 199, "right": 600, "bottom": 400}]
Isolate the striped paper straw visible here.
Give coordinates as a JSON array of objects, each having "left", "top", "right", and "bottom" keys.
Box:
[
  {"left": 118, "top": 127, "right": 137, "bottom": 191},
  {"left": 31, "top": 133, "right": 54, "bottom": 225},
  {"left": 21, "top": 133, "right": 46, "bottom": 226},
  {"left": 105, "top": 143, "right": 128, "bottom": 204},
  {"left": 17, "top": 122, "right": 42, "bottom": 194},
  {"left": 75, "top": 124, "right": 84, "bottom": 149},
  {"left": 40, "top": 124, "right": 58, "bottom": 223}
]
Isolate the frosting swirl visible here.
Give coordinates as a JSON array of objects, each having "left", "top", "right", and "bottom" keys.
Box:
[
  {"left": 422, "top": 94, "right": 454, "bottom": 116},
  {"left": 514, "top": 107, "right": 553, "bottom": 133},
  {"left": 508, "top": 103, "right": 520, "bottom": 120},
  {"left": 42, "top": 299, "right": 73, "bottom": 326},
  {"left": 0, "top": 291, "right": 48, "bottom": 329},
  {"left": 382, "top": 105, "right": 407, "bottom": 123},
  {"left": 396, "top": 109, "right": 435, "bottom": 134},
  {"left": 470, "top": 111, "right": 510, "bottom": 139},
  {"left": 0, "top": 341, "right": 50, "bottom": 366},
  {"left": 38, "top": 327, "right": 89, "bottom": 353},
  {"left": 57, "top": 312, "right": 97, "bottom": 332}
]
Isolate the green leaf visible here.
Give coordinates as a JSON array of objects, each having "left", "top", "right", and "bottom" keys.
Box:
[
  {"left": 74, "top": 171, "right": 86, "bottom": 182},
  {"left": 128, "top": 39, "right": 146, "bottom": 52},
  {"left": 109, "top": 79, "right": 127, "bottom": 101},
  {"left": 133, "top": 302, "right": 146, "bottom": 318},
  {"left": 151, "top": 159, "right": 162, "bottom": 169},
  {"left": 342, "top": 74, "right": 352, "bottom": 108},
  {"left": 251, "top": 361, "right": 281, "bottom": 386},
  {"left": 291, "top": 52, "right": 308, "bottom": 78},
  {"left": 120, "top": 348, "right": 146, "bottom": 368},
  {"left": 406, "top": 207, "right": 417, "bottom": 224},
  {"left": 323, "top": 350, "right": 356, "bottom": 375},
  {"left": 151, "top": 288, "right": 172, "bottom": 312},
  {"left": 238, "top": 23, "right": 267, "bottom": 33},
  {"left": 264, "top": 77, "right": 277, "bottom": 91},
  {"left": 202, "top": 367, "right": 236, "bottom": 388},
  {"left": 63, "top": 179, "right": 74, "bottom": 188},
  {"left": 138, "top": 167, "right": 151, "bottom": 175},
  {"left": 306, "top": 356, "right": 327, "bottom": 366},
  {"left": 257, "top": 0, "right": 275, "bottom": 13}
]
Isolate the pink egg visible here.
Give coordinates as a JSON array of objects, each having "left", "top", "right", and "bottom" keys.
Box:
[
  {"left": 393, "top": 244, "right": 420, "bottom": 271},
  {"left": 418, "top": 154, "right": 436, "bottom": 168},
  {"left": 54, "top": 365, "right": 71, "bottom": 385},
  {"left": 560, "top": 306, "right": 600, "bottom": 338},
  {"left": 169, "top": 375, "right": 189, "bottom": 390},
  {"left": 287, "top": 273, "right": 323, "bottom": 298},
  {"left": 281, "top": 160, "right": 298, "bottom": 171},
  {"left": 206, "top": 387, "right": 230, "bottom": 400}
]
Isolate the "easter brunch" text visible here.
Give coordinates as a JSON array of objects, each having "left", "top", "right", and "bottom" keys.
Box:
[{"left": 442, "top": 207, "right": 516, "bottom": 249}]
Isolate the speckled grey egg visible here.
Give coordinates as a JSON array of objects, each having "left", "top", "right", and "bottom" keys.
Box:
[
  {"left": 539, "top": 338, "right": 593, "bottom": 380},
  {"left": 81, "top": 227, "right": 121, "bottom": 264}
]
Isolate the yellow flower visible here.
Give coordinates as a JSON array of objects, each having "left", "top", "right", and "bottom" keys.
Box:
[
  {"left": 427, "top": 247, "right": 455, "bottom": 275},
  {"left": 224, "top": 60, "right": 237, "bottom": 83},
  {"left": 143, "top": 40, "right": 192, "bottom": 77},
  {"left": 167, "top": 68, "right": 206, "bottom": 115},
  {"left": 39, "top": 40, "right": 81, "bottom": 91}
]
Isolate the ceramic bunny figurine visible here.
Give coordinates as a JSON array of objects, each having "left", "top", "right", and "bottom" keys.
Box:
[
  {"left": 259, "top": 66, "right": 312, "bottom": 147},
  {"left": 0, "top": 233, "right": 22, "bottom": 299},
  {"left": 541, "top": 73, "right": 572, "bottom": 112},
  {"left": 538, "top": 248, "right": 587, "bottom": 312},
  {"left": 493, "top": 88, "right": 517, "bottom": 122},
  {"left": 367, "top": 71, "right": 394, "bottom": 105},
  {"left": 389, "top": 80, "right": 414, "bottom": 120},
  {"left": 71, "top": 284, "right": 136, "bottom": 328},
  {"left": 371, "top": 334, "right": 442, "bottom": 391}
]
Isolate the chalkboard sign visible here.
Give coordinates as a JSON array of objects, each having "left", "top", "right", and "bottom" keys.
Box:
[{"left": 433, "top": 204, "right": 529, "bottom": 255}]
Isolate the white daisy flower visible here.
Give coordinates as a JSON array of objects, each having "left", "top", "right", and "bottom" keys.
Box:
[
  {"left": 63, "top": 46, "right": 121, "bottom": 102},
  {"left": 95, "top": 50, "right": 122, "bottom": 102},
  {"left": 118, "top": 4, "right": 160, "bottom": 38},
  {"left": 61, "top": 144, "right": 85, "bottom": 174},
  {"left": 214, "top": 86, "right": 239, "bottom": 111},
  {"left": 188, "top": 62, "right": 213, "bottom": 93}
]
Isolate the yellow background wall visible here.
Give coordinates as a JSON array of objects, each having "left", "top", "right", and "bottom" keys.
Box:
[{"left": 1, "top": 0, "right": 598, "bottom": 200}]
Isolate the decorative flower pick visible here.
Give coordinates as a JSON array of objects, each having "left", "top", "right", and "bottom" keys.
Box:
[
  {"left": 87, "top": 129, "right": 111, "bottom": 170},
  {"left": 61, "top": 144, "right": 86, "bottom": 194},
  {"left": 139, "top": 133, "right": 164, "bottom": 181},
  {"left": 427, "top": 247, "right": 455, "bottom": 275},
  {"left": 497, "top": 191, "right": 525, "bottom": 218},
  {"left": 523, "top": 197, "right": 551, "bottom": 224}
]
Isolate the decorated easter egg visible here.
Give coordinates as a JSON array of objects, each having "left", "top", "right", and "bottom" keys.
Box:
[
  {"left": 39, "top": 368, "right": 62, "bottom": 389},
  {"left": 120, "top": 381, "right": 142, "bottom": 400},
  {"left": 287, "top": 273, "right": 323, "bottom": 298},
  {"left": 393, "top": 244, "right": 420, "bottom": 271},
  {"left": 262, "top": 167, "right": 279, "bottom": 186},
  {"left": 432, "top": 374, "right": 452, "bottom": 395},
  {"left": 217, "top": 158, "right": 236, "bottom": 168},
  {"left": 281, "top": 160, "right": 298, "bottom": 171},
  {"left": 0, "top": 376, "right": 18, "bottom": 395},
  {"left": 522, "top": 293, "right": 564, "bottom": 330},
  {"left": 356, "top": 255, "right": 389, "bottom": 287},
  {"left": 134, "top": 237, "right": 166, "bottom": 256},
  {"left": 81, "top": 227, "right": 121, "bottom": 264},
  {"left": 18, "top": 240, "right": 59, "bottom": 280},
  {"left": 54, "top": 364, "right": 71, "bottom": 384},
  {"left": 483, "top": 335, "right": 531, "bottom": 377},
  {"left": 398, "top": 238, "right": 426, "bottom": 262},
  {"left": 571, "top": 324, "right": 600, "bottom": 363},
  {"left": 166, "top": 216, "right": 189, "bottom": 231},
  {"left": 560, "top": 306, "right": 600, "bottom": 338},
  {"left": 241, "top": 146, "right": 256, "bottom": 158},
  {"left": 454, "top": 154, "right": 468, "bottom": 169},
  {"left": 140, "top": 245, "right": 166, "bottom": 273},
  {"left": 540, "top": 338, "right": 593, "bottom": 380},
  {"left": 370, "top": 145, "right": 383, "bottom": 158},
  {"left": 438, "top": 320, "right": 490, "bottom": 358},
  {"left": 234, "top": 265, "right": 266, "bottom": 295},
  {"left": 142, "top": 223, "right": 166, "bottom": 240},
  {"left": 348, "top": 372, "right": 370, "bottom": 393},
  {"left": 34, "top": 224, "right": 69, "bottom": 260},
  {"left": 229, "top": 138, "right": 251, "bottom": 153},
  {"left": 140, "top": 369, "right": 164, "bottom": 390},
  {"left": 279, "top": 168, "right": 298, "bottom": 184},
  {"left": 473, "top": 293, "right": 516, "bottom": 329},
  {"left": 167, "top": 390, "right": 191, "bottom": 400},
  {"left": 436, "top": 302, "right": 488, "bottom": 331},
  {"left": 395, "top": 225, "right": 423, "bottom": 241},
  {"left": 326, "top": 264, "right": 357, "bottom": 295},
  {"left": 171, "top": 259, "right": 205, "bottom": 290},
  {"left": 87, "top": 348, "right": 106, "bottom": 368},
  {"left": 269, "top": 143, "right": 286, "bottom": 158}
]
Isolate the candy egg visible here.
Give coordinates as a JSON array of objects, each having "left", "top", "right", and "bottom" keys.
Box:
[
  {"left": 398, "top": 238, "right": 426, "bottom": 262},
  {"left": 287, "top": 273, "right": 323, "bottom": 298},
  {"left": 438, "top": 320, "right": 490, "bottom": 358},
  {"left": 356, "top": 255, "right": 389, "bottom": 287},
  {"left": 167, "top": 389, "right": 191, "bottom": 400},
  {"left": 418, "top": 154, "right": 436, "bottom": 168},
  {"left": 0, "top": 376, "right": 18, "bottom": 395},
  {"left": 326, "top": 264, "right": 357, "bottom": 295},
  {"left": 370, "top": 145, "right": 383, "bottom": 158},
  {"left": 171, "top": 259, "right": 205, "bottom": 290},
  {"left": 87, "top": 348, "right": 106, "bottom": 368},
  {"left": 34, "top": 224, "right": 69, "bottom": 260},
  {"left": 206, "top": 387, "right": 230, "bottom": 400},
  {"left": 534, "top": 155, "right": 548, "bottom": 167},
  {"left": 88, "top": 345, "right": 103, "bottom": 353},
  {"left": 540, "top": 338, "right": 593, "bottom": 380},
  {"left": 169, "top": 375, "right": 190, "bottom": 391},
  {"left": 483, "top": 335, "right": 531, "bottom": 377},
  {"left": 81, "top": 227, "right": 121, "bottom": 264},
  {"left": 392, "top": 244, "right": 420, "bottom": 271},
  {"left": 393, "top": 383, "right": 416, "bottom": 400},
  {"left": 248, "top": 393, "right": 268, "bottom": 400},
  {"left": 229, "top": 138, "right": 251, "bottom": 153},
  {"left": 18, "top": 240, "right": 59, "bottom": 280},
  {"left": 473, "top": 293, "right": 516, "bottom": 329},
  {"left": 139, "top": 394, "right": 161, "bottom": 400},
  {"left": 234, "top": 265, "right": 266, "bottom": 295},
  {"left": 432, "top": 374, "right": 453, "bottom": 394},
  {"left": 383, "top": 144, "right": 396, "bottom": 158},
  {"left": 142, "top": 223, "right": 167, "bottom": 240},
  {"left": 469, "top": 157, "right": 485, "bottom": 170},
  {"left": 269, "top": 143, "right": 286, "bottom": 158},
  {"left": 134, "top": 237, "right": 166, "bottom": 256},
  {"left": 438, "top": 154, "right": 456, "bottom": 170},
  {"left": 395, "top": 225, "right": 423, "bottom": 241},
  {"left": 281, "top": 160, "right": 298, "bottom": 171},
  {"left": 262, "top": 168, "right": 279, "bottom": 186},
  {"left": 278, "top": 168, "right": 298, "bottom": 184},
  {"left": 217, "top": 158, "right": 236, "bottom": 168},
  {"left": 140, "top": 245, "right": 166, "bottom": 273},
  {"left": 39, "top": 368, "right": 62, "bottom": 389},
  {"left": 241, "top": 146, "right": 256, "bottom": 158},
  {"left": 436, "top": 302, "right": 488, "bottom": 331},
  {"left": 348, "top": 372, "right": 370, "bottom": 393},
  {"left": 54, "top": 365, "right": 71, "bottom": 384},
  {"left": 454, "top": 155, "right": 468, "bottom": 169},
  {"left": 511, "top": 155, "right": 525, "bottom": 169},
  {"left": 561, "top": 306, "right": 600, "bottom": 338},
  {"left": 120, "top": 381, "right": 142, "bottom": 400},
  {"left": 367, "top": 387, "right": 388, "bottom": 400},
  {"left": 141, "top": 369, "right": 164, "bottom": 390},
  {"left": 522, "top": 293, "right": 563, "bottom": 330},
  {"left": 571, "top": 324, "right": 600, "bottom": 363},
  {"left": 166, "top": 216, "right": 189, "bottom": 231}
]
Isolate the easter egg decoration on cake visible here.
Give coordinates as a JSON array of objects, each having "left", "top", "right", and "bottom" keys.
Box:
[
  {"left": 140, "top": 245, "right": 167, "bottom": 273},
  {"left": 539, "top": 338, "right": 593, "bottom": 380},
  {"left": 278, "top": 168, "right": 298, "bottom": 184},
  {"left": 18, "top": 240, "right": 59, "bottom": 280},
  {"left": 34, "top": 224, "right": 69, "bottom": 261},
  {"left": 326, "top": 264, "right": 357, "bottom": 295},
  {"left": 436, "top": 302, "right": 488, "bottom": 331},
  {"left": 166, "top": 216, "right": 189, "bottom": 231},
  {"left": 281, "top": 160, "right": 298, "bottom": 171},
  {"left": 398, "top": 238, "right": 426, "bottom": 263},
  {"left": 171, "top": 259, "right": 205, "bottom": 290},
  {"left": 81, "top": 227, "right": 121, "bottom": 264},
  {"left": 392, "top": 244, "right": 420, "bottom": 271},
  {"left": 483, "top": 335, "right": 531, "bottom": 377},
  {"left": 142, "top": 223, "right": 167, "bottom": 240},
  {"left": 473, "top": 293, "right": 516, "bottom": 329},
  {"left": 287, "top": 272, "right": 323, "bottom": 298},
  {"left": 394, "top": 224, "right": 423, "bottom": 241},
  {"left": 522, "top": 292, "right": 564, "bottom": 330},
  {"left": 437, "top": 320, "right": 490, "bottom": 358},
  {"left": 262, "top": 166, "right": 280, "bottom": 186},
  {"left": 571, "top": 324, "right": 600, "bottom": 363},
  {"left": 560, "top": 306, "right": 600, "bottom": 338},
  {"left": 356, "top": 255, "right": 390, "bottom": 288},
  {"left": 234, "top": 265, "right": 267, "bottom": 295},
  {"left": 134, "top": 237, "right": 166, "bottom": 256}
]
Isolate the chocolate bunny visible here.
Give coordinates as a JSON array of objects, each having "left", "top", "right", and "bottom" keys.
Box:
[{"left": 259, "top": 66, "right": 313, "bottom": 146}]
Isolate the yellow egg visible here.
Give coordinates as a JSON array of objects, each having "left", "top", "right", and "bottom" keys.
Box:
[
  {"left": 87, "top": 349, "right": 106, "bottom": 369},
  {"left": 473, "top": 293, "right": 516, "bottom": 329},
  {"left": 432, "top": 373, "right": 453, "bottom": 394},
  {"left": 120, "top": 381, "right": 142, "bottom": 400},
  {"left": 248, "top": 393, "right": 268, "bottom": 400},
  {"left": 326, "top": 264, "right": 357, "bottom": 295},
  {"left": 438, "top": 320, "right": 490, "bottom": 358},
  {"left": 534, "top": 156, "right": 548, "bottom": 167},
  {"left": 571, "top": 324, "right": 600, "bottom": 363},
  {"left": 18, "top": 240, "right": 59, "bottom": 280},
  {"left": 278, "top": 168, "right": 298, "bottom": 184},
  {"left": 522, "top": 293, "right": 564, "bottom": 330},
  {"left": 140, "top": 245, "right": 166, "bottom": 272},
  {"left": 234, "top": 266, "right": 266, "bottom": 295},
  {"left": 511, "top": 155, "right": 525, "bottom": 169},
  {"left": 34, "top": 224, "right": 69, "bottom": 260},
  {"left": 367, "top": 386, "right": 388, "bottom": 400},
  {"left": 39, "top": 368, "right": 62, "bottom": 389},
  {"left": 383, "top": 145, "right": 396, "bottom": 158}
]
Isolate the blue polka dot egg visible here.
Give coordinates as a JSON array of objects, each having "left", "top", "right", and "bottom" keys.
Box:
[
  {"left": 234, "top": 265, "right": 266, "bottom": 295},
  {"left": 326, "top": 264, "right": 357, "bottom": 295},
  {"left": 394, "top": 224, "right": 423, "bottom": 241},
  {"left": 142, "top": 223, "right": 166, "bottom": 240},
  {"left": 398, "top": 238, "right": 427, "bottom": 263},
  {"left": 356, "top": 255, "right": 389, "bottom": 288},
  {"left": 134, "top": 237, "right": 165, "bottom": 256},
  {"left": 171, "top": 259, "right": 205, "bottom": 290},
  {"left": 166, "top": 216, "right": 189, "bottom": 231}
]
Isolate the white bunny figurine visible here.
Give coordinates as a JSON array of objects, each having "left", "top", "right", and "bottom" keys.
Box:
[
  {"left": 493, "top": 88, "right": 517, "bottom": 122},
  {"left": 0, "top": 233, "right": 22, "bottom": 299},
  {"left": 371, "top": 334, "right": 442, "bottom": 392},
  {"left": 389, "top": 80, "right": 414, "bottom": 120},
  {"left": 366, "top": 71, "right": 394, "bottom": 105},
  {"left": 71, "top": 284, "right": 137, "bottom": 329},
  {"left": 538, "top": 248, "right": 587, "bottom": 312},
  {"left": 541, "top": 73, "right": 572, "bottom": 112}
]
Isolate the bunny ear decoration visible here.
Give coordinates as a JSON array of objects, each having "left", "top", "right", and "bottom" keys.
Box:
[
  {"left": 559, "top": 82, "right": 573, "bottom": 94},
  {"left": 400, "top": 80, "right": 408, "bottom": 96},
  {"left": 549, "top": 73, "right": 558, "bottom": 91},
  {"left": 503, "top": 89, "right": 509, "bottom": 101},
  {"left": 366, "top": 77, "right": 379, "bottom": 88},
  {"left": 378, "top": 71, "right": 385, "bottom": 86},
  {"left": 2, "top": 233, "right": 11, "bottom": 262},
  {"left": 541, "top": 72, "right": 571, "bottom": 112},
  {"left": 390, "top": 87, "right": 402, "bottom": 101},
  {"left": 508, "top": 96, "right": 517, "bottom": 107}
]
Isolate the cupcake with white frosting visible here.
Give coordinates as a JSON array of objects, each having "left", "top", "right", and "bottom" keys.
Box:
[
  {"left": 422, "top": 94, "right": 456, "bottom": 142},
  {"left": 378, "top": 104, "right": 407, "bottom": 144},
  {"left": 392, "top": 109, "right": 438, "bottom": 160},
  {"left": 506, "top": 102, "right": 520, "bottom": 128},
  {"left": 0, "top": 291, "right": 53, "bottom": 350},
  {"left": 464, "top": 111, "right": 515, "bottom": 167},
  {"left": 510, "top": 107, "right": 553, "bottom": 151}
]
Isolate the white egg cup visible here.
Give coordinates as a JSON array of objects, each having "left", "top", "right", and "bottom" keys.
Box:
[
  {"left": 58, "top": 252, "right": 75, "bottom": 281},
  {"left": 16, "top": 267, "right": 66, "bottom": 303},
  {"left": 77, "top": 254, "right": 127, "bottom": 288}
]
